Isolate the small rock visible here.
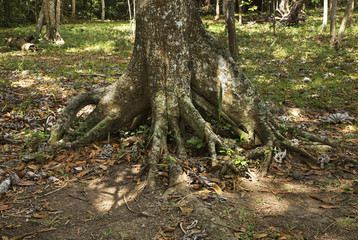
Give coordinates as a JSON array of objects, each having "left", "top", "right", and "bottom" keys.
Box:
[
  {"left": 319, "top": 86, "right": 327, "bottom": 90},
  {"left": 303, "top": 77, "right": 312, "bottom": 83},
  {"left": 48, "top": 176, "right": 59, "bottom": 183}
]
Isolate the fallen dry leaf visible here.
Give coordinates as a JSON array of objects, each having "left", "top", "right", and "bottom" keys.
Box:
[
  {"left": 319, "top": 205, "right": 338, "bottom": 209},
  {"left": 32, "top": 213, "right": 49, "bottom": 219},
  {"left": 76, "top": 170, "right": 90, "bottom": 178},
  {"left": 211, "top": 183, "right": 223, "bottom": 195},
  {"left": 86, "top": 210, "right": 96, "bottom": 216},
  {"left": 253, "top": 233, "right": 268, "bottom": 238},
  {"left": 0, "top": 205, "right": 12, "bottom": 211},
  {"left": 27, "top": 165, "right": 40, "bottom": 171}
]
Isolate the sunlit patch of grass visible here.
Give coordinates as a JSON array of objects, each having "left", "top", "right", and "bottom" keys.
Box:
[{"left": 206, "top": 8, "right": 357, "bottom": 113}]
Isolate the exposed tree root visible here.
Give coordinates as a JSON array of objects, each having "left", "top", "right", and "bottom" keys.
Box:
[{"left": 45, "top": 1, "right": 356, "bottom": 238}]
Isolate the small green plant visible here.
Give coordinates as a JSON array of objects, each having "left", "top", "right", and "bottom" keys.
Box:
[
  {"left": 337, "top": 217, "right": 358, "bottom": 229},
  {"left": 237, "top": 207, "right": 253, "bottom": 223},
  {"left": 100, "top": 229, "right": 116, "bottom": 239},
  {"left": 186, "top": 138, "right": 204, "bottom": 148}
]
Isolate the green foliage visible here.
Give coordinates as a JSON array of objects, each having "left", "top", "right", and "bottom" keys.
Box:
[{"left": 186, "top": 138, "right": 204, "bottom": 149}]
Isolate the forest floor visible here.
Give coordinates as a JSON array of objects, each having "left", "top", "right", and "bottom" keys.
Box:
[{"left": 0, "top": 9, "right": 358, "bottom": 240}]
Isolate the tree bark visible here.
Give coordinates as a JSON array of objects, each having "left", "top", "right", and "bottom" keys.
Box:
[
  {"left": 215, "top": 0, "right": 220, "bottom": 20},
  {"left": 101, "top": 0, "right": 105, "bottom": 22},
  {"left": 48, "top": 2, "right": 351, "bottom": 226},
  {"left": 330, "top": 0, "right": 338, "bottom": 45},
  {"left": 72, "top": 0, "right": 76, "bottom": 19},
  {"left": 279, "top": 0, "right": 309, "bottom": 24},
  {"left": 335, "top": 0, "right": 355, "bottom": 48},
  {"left": 321, "top": 0, "right": 328, "bottom": 31},
  {"left": 35, "top": 5, "right": 44, "bottom": 40},
  {"left": 40, "top": 0, "right": 64, "bottom": 44},
  {"left": 224, "top": 0, "right": 238, "bottom": 57},
  {"left": 50, "top": 0, "right": 280, "bottom": 175},
  {"left": 237, "top": 0, "right": 242, "bottom": 25},
  {"left": 348, "top": 0, "right": 355, "bottom": 27}
]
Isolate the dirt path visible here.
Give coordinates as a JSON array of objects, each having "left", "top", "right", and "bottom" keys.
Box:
[{"left": 1, "top": 155, "right": 357, "bottom": 240}]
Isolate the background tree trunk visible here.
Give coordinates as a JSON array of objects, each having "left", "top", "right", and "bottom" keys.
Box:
[
  {"left": 348, "top": 0, "right": 354, "bottom": 27},
  {"left": 42, "top": 0, "right": 64, "bottom": 43},
  {"left": 237, "top": 0, "right": 242, "bottom": 25},
  {"left": 321, "top": 0, "right": 328, "bottom": 31},
  {"left": 282, "top": 0, "right": 309, "bottom": 24},
  {"left": 72, "top": 0, "right": 75, "bottom": 19},
  {"left": 215, "top": 0, "right": 220, "bottom": 20},
  {"left": 225, "top": 0, "right": 238, "bottom": 57},
  {"left": 101, "top": 0, "right": 105, "bottom": 22},
  {"left": 335, "top": 0, "right": 355, "bottom": 48},
  {"left": 330, "top": 0, "right": 338, "bottom": 45},
  {"left": 35, "top": 6, "right": 44, "bottom": 40}
]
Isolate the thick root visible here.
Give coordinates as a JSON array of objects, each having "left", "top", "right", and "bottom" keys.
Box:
[
  {"left": 180, "top": 95, "right": 224, "bottom": 165},
  {"left": 48, "top": 88, "right": 106, "bottom": 145}
]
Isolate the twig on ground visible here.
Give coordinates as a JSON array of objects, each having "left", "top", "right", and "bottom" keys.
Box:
[{"left": 41, "top": 182, "right": 68, "bottom": 197}]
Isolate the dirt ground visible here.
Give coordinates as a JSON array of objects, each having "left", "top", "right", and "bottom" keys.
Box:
[
  {"left": 0, "top": 73, "right": 358, "bottom": 239},
  {"left": 1, "top": 149, "right": 357, "bottom": 240}
]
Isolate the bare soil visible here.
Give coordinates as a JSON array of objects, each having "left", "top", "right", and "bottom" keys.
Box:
[{"left": 1, "top": 150, "right": 357, "bottom": 240}]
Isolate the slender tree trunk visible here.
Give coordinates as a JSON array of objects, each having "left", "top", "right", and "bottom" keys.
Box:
[
  {"left": 128, "top": 0, "right": 135, "bottom": 39},
  {"left": 335, "top": 0, "right": 355, "bottom": 48},
  {"left": 238, "top": 0, "right": 242, "bottom": 25},
  {"left": 35, "top": 5, "right": 44, "bottom": 40},
  {"left": 348, "top": 0, "right": 354, "bottom": 27},
  {"left": 330, "top": 0, "right": 337, "bottom": 45},
  {"left": 72, "top": 0, "right": 75, "bottom": 19},
  {"left": 225, "top": 0, "right": 238, "bottom": 57},
  {"left": 101, "top": 0, "right": 105, "bottom": 22},
  {"left": 273, "top": 0, "right": 276, "bottom": 36},
  {"left": 223, "top": 0, "right": 227, "bottom": 20},
  {"left": 215, "top": 0, "right": 220, "bottom": 20},
  {"left": 321, "top": 0, "right": 328, "bottom": 31}
]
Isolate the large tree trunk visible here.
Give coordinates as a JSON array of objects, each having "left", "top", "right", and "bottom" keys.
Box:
[
  {"left": 49, "top": 3, "right": 353, "bottom": 234},
  {"left": 38, "top": 0, "right": 64, "bottom": 43}
]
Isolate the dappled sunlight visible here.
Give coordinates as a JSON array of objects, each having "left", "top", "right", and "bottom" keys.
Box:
[{"left": 87, "top": 164, "right": 144, "bottom": 213}]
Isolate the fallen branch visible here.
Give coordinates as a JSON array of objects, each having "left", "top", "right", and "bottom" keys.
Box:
[
  {"left": 7, "top": 36, "right": 38, "bottom": 51},
  {"left": 9, "top": 227, "right": 56, "bottom": 240}
]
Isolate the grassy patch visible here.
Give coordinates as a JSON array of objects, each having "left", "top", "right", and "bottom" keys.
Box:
[{"left": 205, "top": 8, "right": 357, "bottom": 113}]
